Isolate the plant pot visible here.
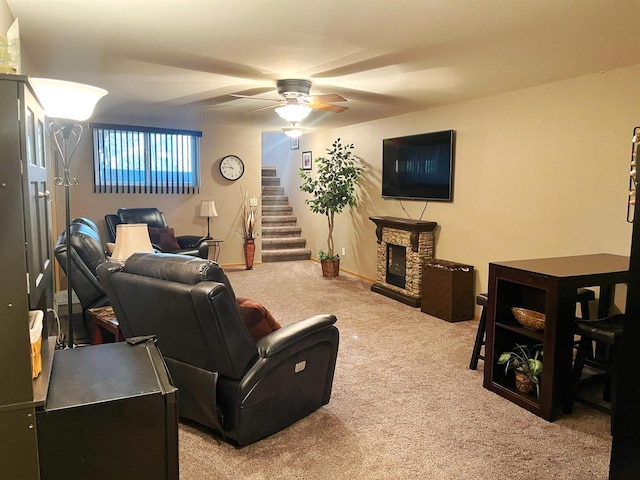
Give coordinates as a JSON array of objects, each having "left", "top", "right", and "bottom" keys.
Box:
[
  {"left": 514, "top": 371, "right": 535, "bottom": 394},
  {"left": 321, "top": 258, "right": 340, "bottom": 277},
  {"left": 243, "top": 238, "right": 255, "bottom": 270}
]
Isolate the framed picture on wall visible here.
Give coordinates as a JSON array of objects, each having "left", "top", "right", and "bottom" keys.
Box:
[
  {"left": 302, "top": 151, "right": 312, "bottom": 170},
  {"left": 290, "top": 136, "right": 299, "bottom": 150}
]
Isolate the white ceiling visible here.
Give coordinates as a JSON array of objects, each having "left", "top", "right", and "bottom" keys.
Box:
[{"left": 7, "top": 0, "right": 640, "bottom": 133}]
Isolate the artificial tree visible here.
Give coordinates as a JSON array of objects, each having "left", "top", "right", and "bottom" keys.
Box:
[{"left": 299, "top": 138, "right": 362, "bottom": 275}]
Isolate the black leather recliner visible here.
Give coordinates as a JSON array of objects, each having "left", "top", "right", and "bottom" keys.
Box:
[
  {"left": 54, "top": 217, "right": 111, "bottom": 316},
  {"left": 96, "top": 253, "right": 339, "bottom": 446},
  {"left": 104, "top": 207, "right": 208, "bottom": 258}
]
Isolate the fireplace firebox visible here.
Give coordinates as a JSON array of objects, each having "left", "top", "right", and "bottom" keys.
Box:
[
  {"left": 369, "top": 216, "right": 438, "bottom": 307},
  {"left": 386, "top": 244, "right": 407, "bottom": 288}
]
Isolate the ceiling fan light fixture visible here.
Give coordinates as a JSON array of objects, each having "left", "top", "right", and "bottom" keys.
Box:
[
  {"left": 283, "top": 126, "right": 305, "bottom": 138},
  {"left": 275, "top": 104, "right": 312, "bottom": 123}
]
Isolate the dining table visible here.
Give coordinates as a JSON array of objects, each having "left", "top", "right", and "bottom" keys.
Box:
[{"left": 483, "top": 253, "right": 629, "bottom": 420}]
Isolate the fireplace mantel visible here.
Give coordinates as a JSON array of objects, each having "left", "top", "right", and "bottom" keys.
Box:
[
  {"left": 369, "top": 216, "right": 438, "bottom": 307},
  {"left": 370, "top": 216, "right": 437, "bottom": 252}
]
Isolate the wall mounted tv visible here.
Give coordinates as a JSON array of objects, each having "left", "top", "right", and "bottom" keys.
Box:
[{"left": 382, "top": 129, "right": 455, "bottom": 201}]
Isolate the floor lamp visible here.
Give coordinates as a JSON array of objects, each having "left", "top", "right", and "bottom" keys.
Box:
[{"left": 31, "top": 78, "right": 107, "bottom": 349}]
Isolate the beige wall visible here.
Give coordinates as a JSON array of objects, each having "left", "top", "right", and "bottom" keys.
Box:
[
  {"left": 0, "top": 0, "right": 265, "bottom": 269},
  {"left": 278, "top": 65, "right": 637, "bottom": 300},
  {"left": 0, "top": 1, "right": 12, "bottom": 34},
  {"left": 12, "top": 0, "right": 636, "bottom": 305},
  {"left": 49, "top": 119, "right": 263, "bottom": 266}
]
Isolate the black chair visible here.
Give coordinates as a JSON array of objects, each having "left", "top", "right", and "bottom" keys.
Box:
[
  {"left": 54, "top": 217, "right": 110, "bottom": 315},
  {"left": 469, "top": 288, "right": 595, "bottom": 370},
  {"left": 54, "top": 218, "right": 111, "bottom": 340},
  {"left": 469, "top": 293, "right": 488, "bottom": 370},
  {"left": 563, "top": 314, "right": 624, "bottom": 419},
  {"left": 97, "top": 253, "right": 339, "bottom": 446},
  {"left": 104, "top": 207, "right": 208, "bottom": 258}
]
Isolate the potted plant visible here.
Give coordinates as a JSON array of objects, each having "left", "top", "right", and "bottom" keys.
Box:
[
  {"left": 497, "top": 343, "right": 543, "bottom": 397},
  {"left": 239, "top": 190, "right": 260, "bottom": 269},
  {"left": 299, "top": 138, "right": 362, "bottom": 277}
]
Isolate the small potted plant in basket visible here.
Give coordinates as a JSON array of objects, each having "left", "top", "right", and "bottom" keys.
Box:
[{"left": 498, "top": 344, "right": 543, "bottom": 397}]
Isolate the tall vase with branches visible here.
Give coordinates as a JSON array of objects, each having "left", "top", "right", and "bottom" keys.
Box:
[
  {"left": 239, "top": 189, "right": 260, "bottom": 269},
  {"left": 299, "top": 138, "right": 362, "bottom": 276}
]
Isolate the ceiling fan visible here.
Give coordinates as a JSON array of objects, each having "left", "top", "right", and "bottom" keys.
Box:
[{"left": 229, "top": 79, "right": 349, "bottom": 115}]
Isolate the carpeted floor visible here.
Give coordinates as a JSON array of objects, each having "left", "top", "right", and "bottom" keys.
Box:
[{"left": 178, "top": 261, "right": 612, "bottom": 479}]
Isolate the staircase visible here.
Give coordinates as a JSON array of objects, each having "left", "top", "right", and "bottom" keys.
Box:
[{"left": 261, "top": 166, "right": 311, "bottom": 262}]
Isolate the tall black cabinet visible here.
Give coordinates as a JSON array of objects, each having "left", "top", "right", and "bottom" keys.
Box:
[
  {"left": 609, "top": 132, "right": 640, "bottom": 479},
  {"left": 0, "top": 74, "right": 53, "bottom": 480}
]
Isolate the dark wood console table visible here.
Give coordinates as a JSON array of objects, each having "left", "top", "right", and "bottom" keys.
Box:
[{"left": 484, "top": 253, "right": 629, "bottom": 420}]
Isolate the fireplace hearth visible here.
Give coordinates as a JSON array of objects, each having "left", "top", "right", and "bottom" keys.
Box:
[{"left": 369, "top": 216, "right": 438, "bottom": 307}]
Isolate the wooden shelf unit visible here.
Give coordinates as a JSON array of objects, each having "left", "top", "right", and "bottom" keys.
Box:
[
  {"left": 483, "top": 254, "right": 629, "bottom": 421},
  {"left": 486, "top": 274, "right": 553, "bottom": 419}
]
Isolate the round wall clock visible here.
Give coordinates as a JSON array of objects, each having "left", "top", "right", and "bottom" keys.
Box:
[{"left": 219, "top": 155, "right": 245, "bottom": 181}]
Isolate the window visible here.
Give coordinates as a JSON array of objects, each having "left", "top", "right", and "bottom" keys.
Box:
[{"left": 91, "top": 123, "right": 202, "bottom": 193}]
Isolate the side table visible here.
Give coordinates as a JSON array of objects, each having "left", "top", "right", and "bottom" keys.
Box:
[
  {"left": 206, "top": 238, "right": 223, "bottom": 262},
  {"left": 87, "top": 306, "right": 125, "bottom": 344}
]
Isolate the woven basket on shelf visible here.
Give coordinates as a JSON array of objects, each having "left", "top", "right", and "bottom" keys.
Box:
[{"left": 511, "top": 307, "right": 545, "bottom": 331}]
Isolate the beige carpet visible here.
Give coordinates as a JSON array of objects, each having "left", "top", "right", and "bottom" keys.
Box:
[{"left": 178, "top": 261, "right": 611, "bottom": 479}]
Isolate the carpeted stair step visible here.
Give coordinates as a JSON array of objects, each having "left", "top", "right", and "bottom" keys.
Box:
[
  {"left": 262, "top": 248, "right": 312, "bottom": 262},
  {"left": 261, "top": 166, "right": 277, "bottom": 177},
  {"left": 262, "top": 195, "right": 289, "bottom": 206},
  {"left": 262, "top": 226, "right": 302, "bottom": 238},
  {"left": 262, "top": 205, "right": 293, "bottom": 216},
  {"left": 262, "top": 185, "right": 284, "bottom": 195},
  {"left": 263, "top": 237, "right": 307, "bottom": 250},
  {"left": 262, "top": 215, "right": 297, "bottom": 227},
  {"left": 260, "top": 166, "right": 309, "bottom": 263},
  {"left": 262, "top": 177, "right": 281, "bottom": 187}
]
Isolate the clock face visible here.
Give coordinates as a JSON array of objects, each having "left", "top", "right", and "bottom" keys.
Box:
[{"left": 219, "top": 155, "right": 244, "bottom": 181}]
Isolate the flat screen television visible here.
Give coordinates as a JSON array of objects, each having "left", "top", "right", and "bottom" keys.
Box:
[{"left": 382, "top": 129, "right": 455, "bottom": 201}]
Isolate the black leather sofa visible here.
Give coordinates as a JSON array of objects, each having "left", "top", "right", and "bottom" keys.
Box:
[
  {"left": 105, "top": 207, "right": 208, "bottom": 258},
  {"left": 97, "top": 253, "right": 339, "bottom": 446}
]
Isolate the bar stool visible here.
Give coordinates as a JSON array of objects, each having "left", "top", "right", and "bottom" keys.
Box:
[
  {"left": 562, "top": 314, "right": 625, "bottom": 421},
  {"left": 469, "top": 293, "right": 488, "bottom": 370},
  {"left": 469, "top": 288, "right": 595, "bottom": 370}
]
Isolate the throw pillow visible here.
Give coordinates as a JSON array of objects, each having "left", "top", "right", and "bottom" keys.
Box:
[
  {"left": 236, "top": 297, "right": 282, "bottom": 341},
  {"left": 148, "top": 226, "right": 181, "bottom": 252}
]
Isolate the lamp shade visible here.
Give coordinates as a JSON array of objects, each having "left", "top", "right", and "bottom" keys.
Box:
[
  {"left": 111, "top": 223, "right": 154, "bottom": 263},
  {"left": 283, "top": 126, "right": 305, "bottom": 138},
  {"left": 30, "top": 77, "right": 108, "bottom": 121},
  {"left": 199, "top": 200, "right": 218, "bottom": 217},
  {"left": 275, "top": 103, "right": 312, "bottom": 123}
]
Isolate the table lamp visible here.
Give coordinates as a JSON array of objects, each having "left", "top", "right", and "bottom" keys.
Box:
[
  {"left": 199, "top": 200, "right": 218, "bottom": 239},
  {"left": 111, "top": 224, "right": 155, "bottom": 263}
]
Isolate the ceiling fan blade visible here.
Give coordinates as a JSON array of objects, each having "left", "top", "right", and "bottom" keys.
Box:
[
  {"left": 307, "top": 101, "right": 348, "bottom": 113},
  {"left": 306, "top": 93, "right": 347, "bottom": 103},
  {"left": 194, "top": 87, "right": 276, "bottom": 107},
  {"left": 120, "top": 49, "right": 277, "bottom": 81},
  {"left": 249, "top": 103, "right": 282, "bottom": 112},
  {"left": 230, "top": 93, "right": 279, "bottom": 101}
]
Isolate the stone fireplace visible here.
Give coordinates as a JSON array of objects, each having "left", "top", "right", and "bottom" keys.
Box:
[{"left": 369, "top": 216, "right": 437, "bottom": 307}]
